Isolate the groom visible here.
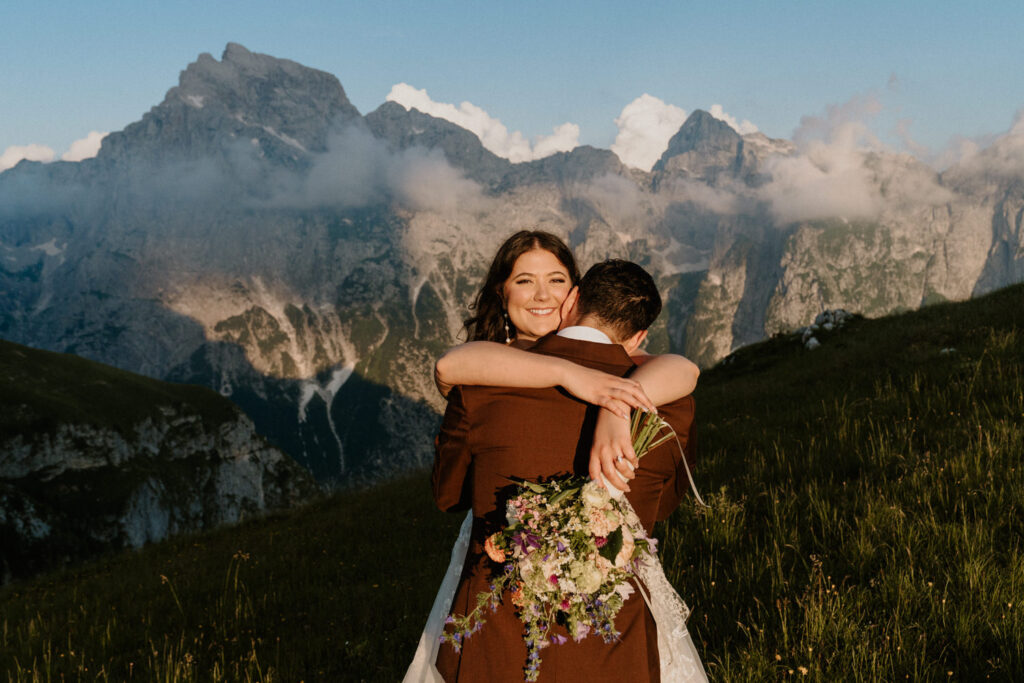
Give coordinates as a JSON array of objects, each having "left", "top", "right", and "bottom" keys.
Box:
[{"left": 432, "top": 259, "right": 697, "bottom": 682}]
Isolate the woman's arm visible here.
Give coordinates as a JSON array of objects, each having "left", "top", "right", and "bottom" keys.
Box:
[
  {"left": 434, "top": 341, "right": 657, "bottom": 417},
  {"left": 590, "top": 354, "right": 700, "bottom": 491},
  {"left": 628, "top": 353, "right": 700, "bottom": 403}
]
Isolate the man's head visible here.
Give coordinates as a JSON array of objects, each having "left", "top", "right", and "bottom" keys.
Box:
[{"left": 559, "top": 259, "right": 662, "bottom": 353}]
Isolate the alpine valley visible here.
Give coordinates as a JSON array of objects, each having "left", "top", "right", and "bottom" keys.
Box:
[{"left": 2, "top": 43, "right": 1022, "bottom": 487}]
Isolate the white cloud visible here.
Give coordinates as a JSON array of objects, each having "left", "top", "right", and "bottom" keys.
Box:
[
  {"left": 610, "top": 94, "right": 688, "bottom": 171},
  {"left": 385, "top": 83, "right": 578, "bottom": 163},
  {"left": 0, "top": 144, "right": 56, "bottom": 172},
  {"left": 62, "top": 131, "right": 108, "bottom": 162},
  {"left": 708, "top": 105, "right": 759, "bottom": 135},
  {"left": 757, "top": 95, "right": 887, "bottom": 223},
  {"left": 390, "top": 148, "right": 486, "bottom": 214},
  {"left": 939, "top": 110, "right": 1024, "bottom": 179},
  {"left": 274, "top": 126, "right": 485, "bottom": 215}
]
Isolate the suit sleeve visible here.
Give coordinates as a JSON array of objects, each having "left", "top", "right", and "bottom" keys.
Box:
[
  {"left": 432, "top": 386, "right": 473, "bottom": 513},
  {"left": 653, "top": 395, "right": 697, "bottom": 522}
]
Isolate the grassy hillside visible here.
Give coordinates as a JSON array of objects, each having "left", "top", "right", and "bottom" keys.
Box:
[
  {"left": 1, "top": 283, "right": 1022, "bottom": 681},
  {"left": 0, "top": 338, "right": 238, "bottom": 441}
]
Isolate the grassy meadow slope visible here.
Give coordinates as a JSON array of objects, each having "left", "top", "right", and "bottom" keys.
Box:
[{"left": 1, "top": 283, "right": 1021, "bottom": 681}]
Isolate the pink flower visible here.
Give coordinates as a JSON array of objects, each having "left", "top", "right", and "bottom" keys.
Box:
[{"left": 588, "top": 507, "right": 616, "bottom": 537}]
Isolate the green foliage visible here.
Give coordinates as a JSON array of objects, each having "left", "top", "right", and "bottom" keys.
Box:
[
  {"left": 0, "top": 339, "right": 238, "bottom": 442},
  {"left": 666, "top": 282, "right": 1024, "bottom": 680},
  {"left": 0, "top": 475, "right": 462, "bottom": 682},
  {"left": 2, "top": 283, "right": 1022, "bottom": 681}
]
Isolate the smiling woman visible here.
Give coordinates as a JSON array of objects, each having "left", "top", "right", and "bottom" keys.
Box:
[
  {"left": 501, "top": 249, "right": 573, "bottom": 341},
  {"left": 463, "top": 230, "right": 581, "bottom": 344}
]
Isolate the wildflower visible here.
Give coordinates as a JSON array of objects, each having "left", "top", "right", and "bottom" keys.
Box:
[{"left": 484, "top": 534, "right": 506, "bottom": 562}]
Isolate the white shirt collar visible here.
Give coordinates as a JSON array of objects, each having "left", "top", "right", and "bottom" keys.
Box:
[{"left": 556, "top": 326, "right": 612, "bottom": 344}]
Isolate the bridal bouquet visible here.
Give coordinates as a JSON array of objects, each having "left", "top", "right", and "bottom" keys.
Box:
[{"left": 441, "top": 410, "right": 677, "bottom": 681}]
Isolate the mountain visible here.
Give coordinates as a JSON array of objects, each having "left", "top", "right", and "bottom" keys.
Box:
[
  {"left": 1, "top": 43, "right": 1022, "bottom": 486},
  {"left": 0, "top": 338, "right": 318, "bottom": 583}
]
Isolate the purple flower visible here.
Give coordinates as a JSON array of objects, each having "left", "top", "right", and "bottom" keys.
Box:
[
  {"left": 557, "top": 541, "right": 566, "bottom": 552},
  {"left": 513, "top": 531, "right": 541, "bottom": 553},
  {"left": 550, "top": 634, "right": 568, "bottom": 645}
]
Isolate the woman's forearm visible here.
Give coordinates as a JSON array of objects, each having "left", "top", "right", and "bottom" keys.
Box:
[
  {"left": 629, "top": 354, "right": 699, "bottom": 404},
  {"left": 435, "top": 342, "right": 571, "bottom": 394},
  {"left": 434, "top": 341, "right": 656, "bottom": 414}
]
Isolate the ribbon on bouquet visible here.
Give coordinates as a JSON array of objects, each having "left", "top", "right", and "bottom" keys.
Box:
[{"left": 601, "top": 413, "right": 707, "bottom": 508}]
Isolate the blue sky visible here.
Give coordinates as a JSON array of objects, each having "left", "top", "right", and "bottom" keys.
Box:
[{"left": 3, "top": 0, "right": 1023, "bottom": 166}]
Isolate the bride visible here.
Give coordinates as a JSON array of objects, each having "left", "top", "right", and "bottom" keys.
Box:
[{"left": 405, "top": 231, "right": 708, "bottom": 682}]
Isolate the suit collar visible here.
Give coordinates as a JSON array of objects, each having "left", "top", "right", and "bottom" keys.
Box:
[{"left": 532, "top": 332, "right": 634, "bottom": 368}]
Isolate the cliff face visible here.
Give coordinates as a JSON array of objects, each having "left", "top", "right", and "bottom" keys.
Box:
[
  {"left": 1, "top": 44, "right": 1022, "bottom": 484},
  {"left": 0, "top": 339, "right": 318, "bottom": 584}
]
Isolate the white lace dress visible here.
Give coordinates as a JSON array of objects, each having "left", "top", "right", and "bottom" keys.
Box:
[{"left": 402, "top": 509, "right": 708, "bottom": 682}]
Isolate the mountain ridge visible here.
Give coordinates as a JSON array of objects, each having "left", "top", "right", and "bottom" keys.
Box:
[{"left": 1, "top": 43, "right": 1021, "bottom": 486}]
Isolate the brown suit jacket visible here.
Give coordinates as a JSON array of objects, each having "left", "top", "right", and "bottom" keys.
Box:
[{"left": 432, "top": 333, "right": 697, "bottom": 683}]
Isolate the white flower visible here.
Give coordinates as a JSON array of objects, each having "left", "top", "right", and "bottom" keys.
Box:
[
  {"left": 581, "top": 481, "right": 611, "bottom": 508},
  {"left": 571, "top": 560, "right": 604, "bottom": 594},
  {"left": 614, "top": 580, "right": 636, "bottom": 602}
]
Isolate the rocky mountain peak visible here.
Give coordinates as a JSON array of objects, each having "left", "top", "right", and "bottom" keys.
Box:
[
  {"left": 653, "top": 110, "right": 742, "bottom": 172},
  {"left": 99, "top": 43, "right": 362, "bottom": 165},
  {"left": 652, "top": 109, "right": 754, "bottom": 184},
  {"left": 365, "top": 101, "right": 511, "bottom": 187}
]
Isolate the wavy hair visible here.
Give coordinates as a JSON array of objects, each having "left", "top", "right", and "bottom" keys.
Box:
[{"left": 463, "top": 231, "right": 580, "bottom": 342}]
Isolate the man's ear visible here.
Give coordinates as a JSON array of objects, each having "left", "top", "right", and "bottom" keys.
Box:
[
  {"left": 558, "top": 286, "right": 580, "bottom": 328},
  {"left": 622, "top": 329, "right": 648, "bottom": 355}
]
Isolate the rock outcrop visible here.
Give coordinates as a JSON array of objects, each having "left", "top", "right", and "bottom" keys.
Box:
[{"left": 0, "top": 339, "right": 318, "bottom": 583}]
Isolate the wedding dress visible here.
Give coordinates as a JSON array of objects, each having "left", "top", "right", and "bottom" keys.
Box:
[{"left": 402, "top": 508, "right": 708, "bottom": 682}]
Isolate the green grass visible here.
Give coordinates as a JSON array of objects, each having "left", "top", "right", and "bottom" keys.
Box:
[
  {"left": 0, "top": 339, "right": 238, "bottom": 441},
  {"left": 2, "top": 283, "right": 1022, "bottom": 681}
]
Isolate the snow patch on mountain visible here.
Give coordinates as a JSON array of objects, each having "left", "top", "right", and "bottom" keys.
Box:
[{"left": 31, "top": 238, "right": 64, "bottom": 257}]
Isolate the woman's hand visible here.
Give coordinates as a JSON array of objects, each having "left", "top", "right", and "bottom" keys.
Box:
[
  {"left": 588, "top": 408, "right": 639, "bottom": 492},
  {"left": 559, "top": 364, "right": 656, "bottom": 418}
]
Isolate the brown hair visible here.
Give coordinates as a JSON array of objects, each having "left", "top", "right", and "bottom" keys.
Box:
[
  {"left": 576, "top": 259, "right": 662, "bottom": 340},
  {"left": 463, "top": 230, "right": 580, "bottom": 342}
]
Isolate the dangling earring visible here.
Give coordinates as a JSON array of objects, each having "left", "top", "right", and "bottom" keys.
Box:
[{"left": 503, "top": 312, "right": 512, "bottom": 344}]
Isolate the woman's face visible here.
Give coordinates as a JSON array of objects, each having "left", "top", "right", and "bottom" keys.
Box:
[{"left": 501, "top": 248, "right": 573, "bottom": 341}]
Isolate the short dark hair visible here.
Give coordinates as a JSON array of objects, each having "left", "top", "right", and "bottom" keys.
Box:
[
  {"left": 463, "top": 230, "right": 580, "bottom": 342},
  {"left": 576, "top": 259, "right": 661, "bottom": 340}
]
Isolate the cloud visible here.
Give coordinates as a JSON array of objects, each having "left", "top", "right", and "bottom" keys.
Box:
[
  {"left": 0, "top": 144, "right": 56, "bottom": 172},
  {"left": 0, "top": 131, "right": 108, "bottom": 174},
  {"left": 610, "top": 94, "right": 688, "bottom": 171},
  {"left": 708, "top": 105, "right": 759, "bottom": 135},
  {"left": 278, "top": 125, "right": 485, "bottom": 214},
  {"left": 661, "top": 177, "right": 745, "bottom": 215},
  {"left": 748, "top": 93, "right": 896, "bottom": 223},
  {"left": 62, "top": 131, "right": 108, "bottom": 162},
  {"left": 893, "top": 118, "right": 932, "bottom": 161},
  {"left": 386, "top": 83, "right": 579, "bottom": 163},
  {"left": 941, "top": 110, "right": 1024, "bottom": 179}
]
